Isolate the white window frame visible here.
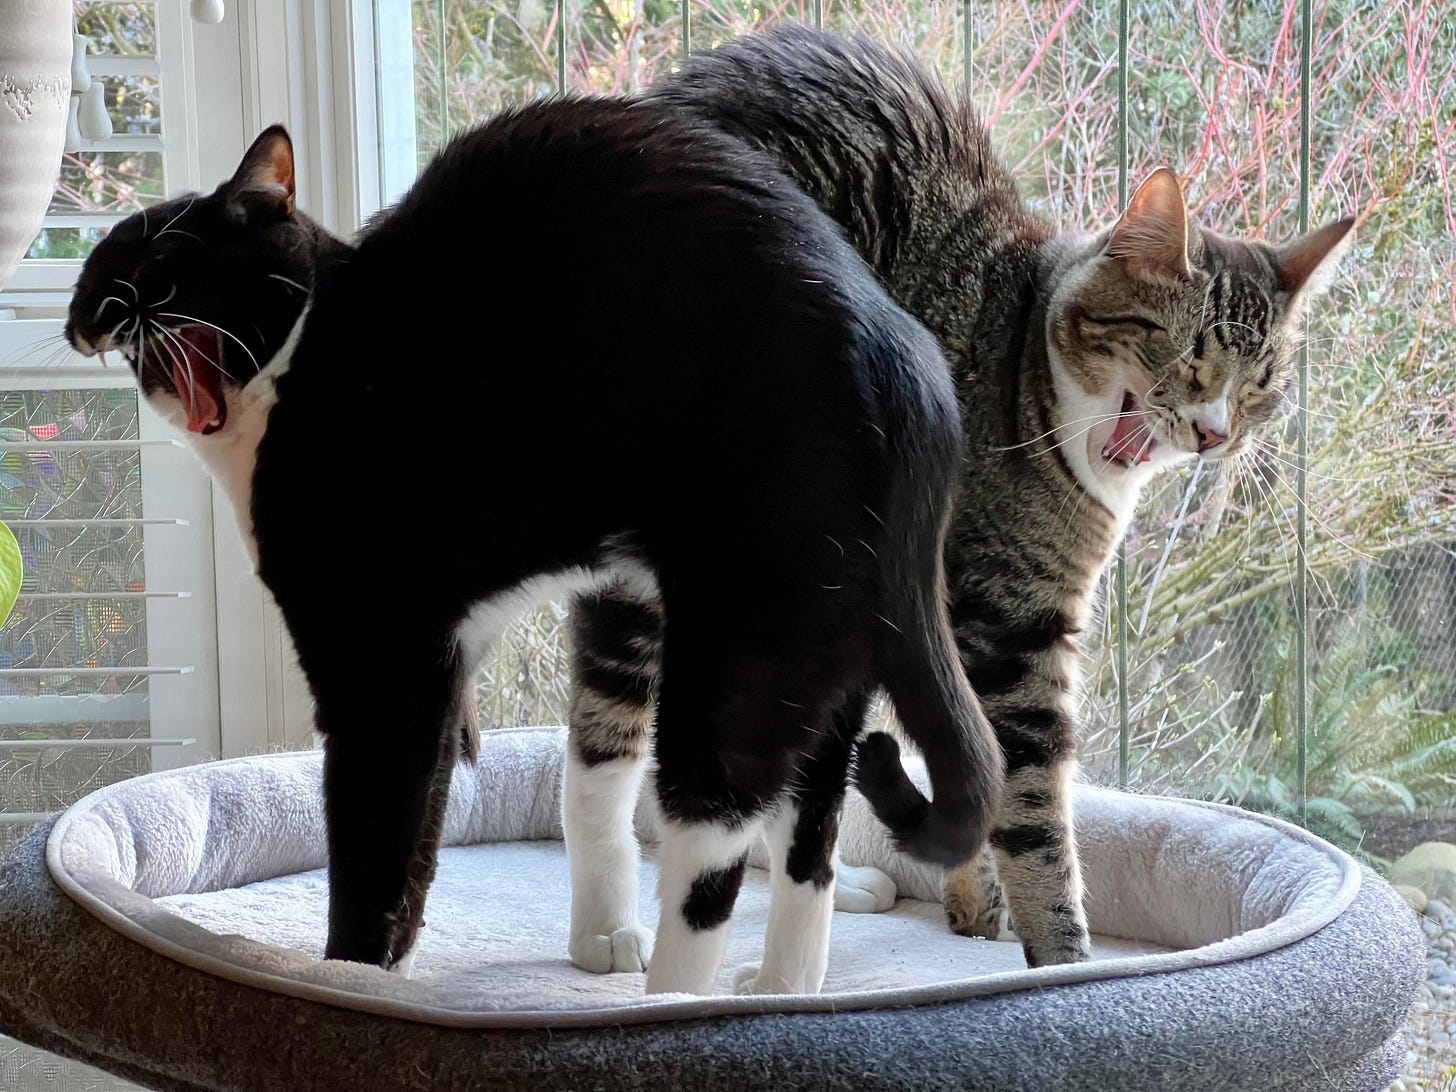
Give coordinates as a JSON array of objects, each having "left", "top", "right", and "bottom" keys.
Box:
[{"left": 0, "top": 3, "right": 326, "bottom": 762}]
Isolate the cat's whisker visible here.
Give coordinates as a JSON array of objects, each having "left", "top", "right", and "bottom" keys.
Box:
[
  {"left": 150, "top": 285, "right": 177, "bottom": 310},
  {"left": 1256, "top": 452, "right": 1377, "bottom": 563},
  {"left": 17, "top": 339, "right": 73, "bottom": 371},
  {"left": 1237, "top": 453, "right": 1299, "bottom": 593},
  {"left": 155, "top": 196, "right": 196, "bottom": 240},
  {"left": 115, "top": 278, "right": 139, "bottom": 301},
  {"left": 171, "top": 326, "right": 237, "bottom": 382},
  {"left": 153, "top": 325, "right": 211, "bottom": 395},
  {"left": 156, "top": 311, "right": 261, "bottom": 375},
  {"left": 1256, "top": 447, "right": 1373, "bottom": 486},
  {"left": 147, "top": 322, "right": 192, "bottom": 398},
  {"left": 94, "top": 296, "right": 127, "bottom": 324},
  {"left": 1, "top": 331, "right": 68, "bottom": 367},
  {"left": 1031, "top": 411, "right": 1151, "bottom": 460},
  {"left": 1129, "top": 427, "right": 1158, "bottom": 465},
  {"left": 992, "top": 409, "right": 1139, "bottom": 452},
  {"left": 97, "top": 317, "right": 134, "bottom": 368},
  {"left": 267, "top": 273, "right": 308, "bottom": 294},
  {"left": 1136, "top": 461, "right": 1203, "bottom": 636},
  {"left": 1205, "top": 319, "right": 1263, "bottom": 340}
]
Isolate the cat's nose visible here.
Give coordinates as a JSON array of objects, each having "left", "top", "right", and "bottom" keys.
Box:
[{"left": 1194, "top": 421, "right": 1228, "bottom": 452}]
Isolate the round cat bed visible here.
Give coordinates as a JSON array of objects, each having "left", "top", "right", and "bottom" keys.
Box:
[{"left": 0, "top": 726, "right": 1423, "bottom": 1091}]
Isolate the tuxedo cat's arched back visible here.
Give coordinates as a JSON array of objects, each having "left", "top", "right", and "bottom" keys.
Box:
[{"left": 67, "top": 103, "right": 1004, "bottom": 996}]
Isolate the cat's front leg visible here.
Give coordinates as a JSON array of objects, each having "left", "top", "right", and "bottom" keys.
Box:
[
  {"left": 564, "top": 746, "right": 653, "bottom": 973},
  {"left": 564, "top": 586, "right": 661, "bottom": 974},
  {"left": 945, "top": 750, "right": 1090, "bottom": 967},
  {"left": 733, "top": 805, "right": 837, "bottom": 996},
  {"left": 315, "top": 647, "right": 463, "bottom": 969}
]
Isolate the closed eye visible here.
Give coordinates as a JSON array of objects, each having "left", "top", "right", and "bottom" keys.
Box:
[{"left": 1085, "top": 314, "right": 1167, "bottom": 333}]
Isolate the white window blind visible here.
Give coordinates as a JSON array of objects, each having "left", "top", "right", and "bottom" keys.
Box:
[{"left": 0, "top": 5, "right": 239, "bottom": 1087}]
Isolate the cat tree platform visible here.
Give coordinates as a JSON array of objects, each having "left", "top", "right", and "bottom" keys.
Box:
[{"left": 0, "top": 727, "right": 1423, "bottom": 1091}]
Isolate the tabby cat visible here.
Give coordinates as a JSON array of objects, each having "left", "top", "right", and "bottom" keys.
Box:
[
  {"left": 65, "top": 99, "right": 1003, "bottom": 995},
  {"left": 642, "top": 25, "right": 1356, "bottom": 967}
]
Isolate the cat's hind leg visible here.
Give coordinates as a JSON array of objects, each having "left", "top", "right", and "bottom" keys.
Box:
[
  {"left": 942, "top": 844, "right": 1015, "bottom": 941},
  {"left": 646, "top": 658, "right": 762, "bottom": 1001},
  {"left": 644, "top": 627, "right": 816, "bottom": 996},
  {"left": 734, "top": 690, "right": 864, "bottom": 995},
  {"left": 564, "top": 584, "right": 662, "bottom": 974}
]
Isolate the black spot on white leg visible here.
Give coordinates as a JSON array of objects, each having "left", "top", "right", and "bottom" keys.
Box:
[{"left": 682, "top": 856, "right": 748, "bottom": 932}]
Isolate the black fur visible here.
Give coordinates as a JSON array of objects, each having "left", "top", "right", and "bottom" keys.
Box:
[{"left": 67, "top": 98, "right": 1002, "bottom": 971}]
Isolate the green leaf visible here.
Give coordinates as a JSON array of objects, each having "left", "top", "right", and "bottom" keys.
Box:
[{"left": 0, "top": 521, "right": 20, "bottom": 625}]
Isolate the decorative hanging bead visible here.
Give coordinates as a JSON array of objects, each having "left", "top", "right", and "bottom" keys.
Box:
[{"left": 190, "top": 0, "right": 225, "bottom": 24}]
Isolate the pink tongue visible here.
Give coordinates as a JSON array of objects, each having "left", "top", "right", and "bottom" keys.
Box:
[
  {"left": 1107, "top": 395, "right": 1152, "bottom": 463},
  {"left": 172, "top": 359, "right": 220, "bottom": 434}
]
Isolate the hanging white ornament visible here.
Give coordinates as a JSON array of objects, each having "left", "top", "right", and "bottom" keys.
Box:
[
  {"left": 70, "top": 32, "right": 91, "bottom": 95},
  {"left": 63, "top": 96, "right": 83, "bottom": 154},
  {"left": 0, "top": 0, "right": 71, "bottom": 289},
  {"left": 190, "top": 0, "right": 225, "bottom": 24},
  {"left": 78, "top": 79, "right": 112, "bottom": 142}
]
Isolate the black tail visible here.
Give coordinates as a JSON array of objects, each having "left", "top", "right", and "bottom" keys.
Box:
[
  {"left": 861, "top": 583, "right": 1003, "bottom": 868},
  {"left": 857, "top": 328, "right": 1003, "bottom": 868}
]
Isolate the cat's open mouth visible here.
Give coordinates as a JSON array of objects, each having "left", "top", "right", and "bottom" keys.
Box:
[
  {"left": 1102, "top": 390, "right": 1157, "bottom": 468},
  {"left": 156, "top": 326, "right": 228, "bottom": 436}
]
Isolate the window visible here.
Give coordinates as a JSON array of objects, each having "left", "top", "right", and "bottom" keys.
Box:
[
  {"left": 0, "top": 5, "right": 247, "bottom": 1084},
  {"left": 24, "top": 3, "right": 165, "bottom": 267},
  {"left": 357, "top": 0, "right": 1453, "bottom": 820},
  {"left": 355, "top": 2, "right": 1452, "bottom": 1080}
]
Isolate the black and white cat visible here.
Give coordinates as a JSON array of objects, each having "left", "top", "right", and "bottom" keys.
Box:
[{"left": 65, "top": 102, "right": 1004, "bottom": 995}]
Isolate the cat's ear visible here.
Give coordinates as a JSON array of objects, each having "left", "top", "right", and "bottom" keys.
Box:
[
  {"left": 222, "top": 125, "right": 296, "bottom": 222},
  {"left": 1268, "top": 217, "right": 1356, "bottom": 299},
  {"left": 1108, "top": 168, "right": 1191, "bottom": 280}
]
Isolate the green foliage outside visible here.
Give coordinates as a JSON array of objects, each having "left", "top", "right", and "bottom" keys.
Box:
[{"left": 416, "top": 0, "right": 1456, "bottom": 857}]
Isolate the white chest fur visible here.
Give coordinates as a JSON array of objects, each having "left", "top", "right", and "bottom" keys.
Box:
[{"left": 156, "top": 311, "right": 304, "bottom": 568}]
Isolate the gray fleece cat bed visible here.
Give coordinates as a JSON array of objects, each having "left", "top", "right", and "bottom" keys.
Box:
[{"left": 0, "top": 727, "right": 1424, "bottom": 1091}]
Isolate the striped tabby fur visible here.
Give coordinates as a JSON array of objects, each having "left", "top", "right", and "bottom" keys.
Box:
[{"left": 635, "top": 25, "right": 1353, "bottom": 966}]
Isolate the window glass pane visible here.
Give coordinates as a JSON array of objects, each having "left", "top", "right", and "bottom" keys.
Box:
[
  {"left": 691, "top": 0, "right": 799, "bottom": 55},
  {"left": 825, "top": 0, "right": 962, "bottom": 87},
  {"left": 408, "top": 0, "right": 559, "bottom": 168},
  {"left": 24, "top": 3, "right": 163, "bottom": 262},
  {"left": 0, "top": 388, "right": 150, "bottom": 860},
  {"left": 0, "top": 1037, "right": 144, "bottom": 1092},
  {"left": 46, "top": 151, "right": 165, "bottom": 217},
  {"left": 26, "top": 151, "right": 165, "bottom": 260},
  {"left": 75, "top": 1, "right": 157, "bottom": 56},
  {"left": 574, "top": 0, "right": 677, "bottom": 97}
]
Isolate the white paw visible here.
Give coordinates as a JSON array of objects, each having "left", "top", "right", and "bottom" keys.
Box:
[
  {"left": 388, "top": 947, "right": 417, "bottom": 977},
  {"left": 833, "top": 863, "right": 897, "bottom": 913},
  {"left": 569, "top": 925, "right": 654, "bottom": 974},
  {"left": 732, "top": 962, "right": 770, "bottom": 995},
  {"left": 994, "top": 906, "right": 1019, "bottom": 942}
]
